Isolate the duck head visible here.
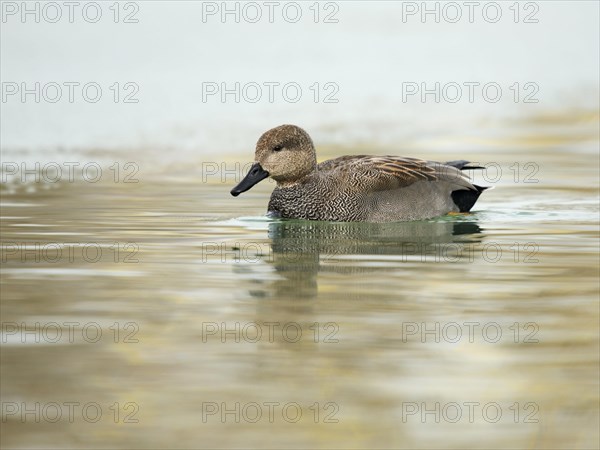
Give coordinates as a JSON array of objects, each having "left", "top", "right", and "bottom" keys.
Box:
[{"left": 230, "top": 124, "right": 317, "bottom": 196}]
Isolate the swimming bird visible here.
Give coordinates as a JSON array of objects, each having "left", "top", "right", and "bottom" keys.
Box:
[{"left": 231, "top": 124, "right": 488, "bottom": 222}]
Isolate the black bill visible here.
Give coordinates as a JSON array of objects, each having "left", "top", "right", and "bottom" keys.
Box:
[{"left": 230, "top": 163, "right": 269, "bottom": 196}]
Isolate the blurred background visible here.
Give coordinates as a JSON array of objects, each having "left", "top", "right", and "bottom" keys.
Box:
[
  {"left": 1, "top": 1, "right": 599, "bottom": 449},
  {"left": 2, "top": 1, "right": 598, "bottom": 162}
]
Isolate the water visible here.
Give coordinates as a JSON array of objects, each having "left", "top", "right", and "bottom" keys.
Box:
[{"left": 1, "top": 144, "right": 598, "bottom": 449}]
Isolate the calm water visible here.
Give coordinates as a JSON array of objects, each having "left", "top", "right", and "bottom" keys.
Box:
[{"left": 1, "top": 144, "right": 598, "bottom": 449}]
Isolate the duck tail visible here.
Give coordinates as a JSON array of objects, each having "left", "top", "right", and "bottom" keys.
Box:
[
  {"left": 444, "top": 160, "right": 485, "bottom": 171},
  {"left": 444, "top": 160, "right": 489, "bottom": 212},
  {"left": 451, "top": 184, "right": 490, "bottom": 212}
]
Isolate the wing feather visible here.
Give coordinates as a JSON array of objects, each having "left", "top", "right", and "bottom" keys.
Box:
[{"left": 317, "top": 155, "right": 475, "bottom": 192}]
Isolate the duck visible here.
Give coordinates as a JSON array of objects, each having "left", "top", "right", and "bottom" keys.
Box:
[{"left": 230, "top": 124, "right": 488, "bottom": 222}]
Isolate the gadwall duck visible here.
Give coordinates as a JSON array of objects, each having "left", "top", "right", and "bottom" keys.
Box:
[{"left": 231, "top": 124, "right": 488, "bottom": 222}]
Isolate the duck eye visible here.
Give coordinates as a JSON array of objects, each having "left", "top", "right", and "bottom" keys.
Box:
[{"left": 272, "top": 145, "right": 283, "bottom": 152}]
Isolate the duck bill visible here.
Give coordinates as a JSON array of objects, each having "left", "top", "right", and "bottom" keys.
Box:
[{"left": 230, "top": 163, "right": 270, "bottom": 196}]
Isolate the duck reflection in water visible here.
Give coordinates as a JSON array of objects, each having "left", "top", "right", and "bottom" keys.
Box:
[{"left": 243, "top": 219, "right": 483, "bottom": 303}]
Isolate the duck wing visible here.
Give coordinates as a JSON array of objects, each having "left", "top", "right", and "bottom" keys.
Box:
[{"left": 317, "top": 155, "right": 477, "bottom": 192}]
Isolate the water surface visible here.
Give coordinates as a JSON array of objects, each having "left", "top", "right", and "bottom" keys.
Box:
[{"left": 1, "top": 147, "right": 599, "bottom": 449}]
